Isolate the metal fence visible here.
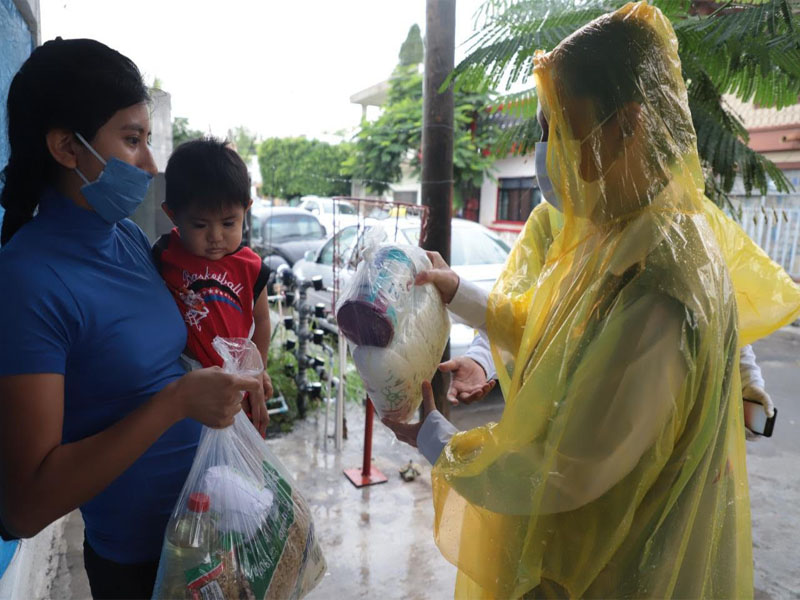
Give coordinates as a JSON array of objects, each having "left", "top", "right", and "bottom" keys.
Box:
[{"left": 734, "top": 196, "right": 800, "bottom": 280}]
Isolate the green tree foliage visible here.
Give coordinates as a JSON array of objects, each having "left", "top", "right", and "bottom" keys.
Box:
[
  {"left": 449, "top": 0, "right": 800, "bottom": 204},
  {"left": 346, "top": 26, "right": 497, "bottom": 195},
  {"left": 399, "top": 24, "right": 425, "bottom": 66},
  {"left": 171, "top": 117, "right": 204, "bottom": 149},
  {"left": 230, "top": 126, "right": 258, "bottom": 161},
  {"left": 257, "top": 137, "right": 353, "bottom": 199}
]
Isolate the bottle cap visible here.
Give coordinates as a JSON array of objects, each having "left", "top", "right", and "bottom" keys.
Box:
[{"left": 187, "top": 492, "right": 210, "bottom": 513}]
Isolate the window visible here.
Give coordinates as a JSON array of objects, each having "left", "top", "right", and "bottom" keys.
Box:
[
  {"left": 262, "top": 214, "right": 325, "bottom": 242},
  {"left": 394, "top": 191, "right": 418, "bottom": 205},
  {"left": 496, "top": 177, "right": 540, "bottom": 222},
  {"left": 302, "top": 200, "right": 320, "bottom": 215},
  {"left": 250, "top": 213, "right": 263, "bottom": 244},
  {"left": 320, "top": 199, "right": 357, "bottom": 215},
  {"left": 450, "top": 229, "right": 510, "bottom": 266},
  {"left": 402, "top": 226, "right": 509, "bottom": 266},
  {"left": 337, "top": 202, "right": 358, "bottom": 215},
  {"left": 319, "top": 226, "right": 358, "bottom": 265}
]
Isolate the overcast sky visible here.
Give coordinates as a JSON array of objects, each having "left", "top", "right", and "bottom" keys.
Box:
[{"left": 41, "top": 0, "right": 486, "bottom": 142}]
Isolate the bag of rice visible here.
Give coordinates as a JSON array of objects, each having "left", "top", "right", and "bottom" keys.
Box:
[{"left": 152, "top": 338, "right": 326, "bottom": 600}]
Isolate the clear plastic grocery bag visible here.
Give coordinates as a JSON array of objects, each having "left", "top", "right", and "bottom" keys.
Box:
[
  {"left": 336, "top": 232, "right": 450, "bottom": 422},
  {"left": 152, "top": 337, "right": 326, "bottom": 600}
]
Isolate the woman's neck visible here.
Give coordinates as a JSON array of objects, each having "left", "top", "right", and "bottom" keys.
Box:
[{"left": 55, "top": 171, "right": 92, "bottom": 211}]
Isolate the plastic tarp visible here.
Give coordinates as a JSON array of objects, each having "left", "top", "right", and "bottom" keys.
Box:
[{"left": 431, "top": 3, "right": 755, "bottom": 597}]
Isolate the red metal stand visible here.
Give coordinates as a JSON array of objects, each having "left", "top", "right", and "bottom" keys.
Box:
[{"left": 344, "top": 398, "right": 388, "bottom": 488}]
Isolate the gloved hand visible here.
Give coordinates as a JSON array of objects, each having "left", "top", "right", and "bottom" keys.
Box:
[{"left": 742, "top": 384, "right": 775, "bottom": 418}]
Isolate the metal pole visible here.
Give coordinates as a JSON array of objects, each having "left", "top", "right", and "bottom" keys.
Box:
[
  {"left": 361, "top": 399, "right": 375, "bottom": 476},
  {"left": 421, "top": 0, "right": 455, "bottom": 418},
  {"left": 343, "top": 396, "right": 387, "bottom": 487},
  {"left": 336, "top": 333, "right": 346, "bottom": 450}
]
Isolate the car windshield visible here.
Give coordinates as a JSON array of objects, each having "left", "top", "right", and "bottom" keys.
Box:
[
  {"left": 250, "top": 214, "right": 263, "bottom": 240},
  {"left": 402, "top": 226, "right": 510, "bottom": 266},
  {"left": 263, "top": 214, "right": 325, "bottom": 242}
]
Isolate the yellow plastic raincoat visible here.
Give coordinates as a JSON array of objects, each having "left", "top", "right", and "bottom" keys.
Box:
[
  {"left": 517, "top": 198, "right": 800, "bottom": 349},
  {"left": 430, "top": 3, "right": 776, "bottom": 598}
]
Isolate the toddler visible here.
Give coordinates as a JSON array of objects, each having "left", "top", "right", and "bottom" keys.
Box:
[{"left": 154, "top": 138, "right": 272, "bottom": 434}]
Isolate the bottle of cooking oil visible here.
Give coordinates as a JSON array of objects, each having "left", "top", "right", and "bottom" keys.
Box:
[{"left": 153, "top": 492, "right": 223, "bottom": 599}]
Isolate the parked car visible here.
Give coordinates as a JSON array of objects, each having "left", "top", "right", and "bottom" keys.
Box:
[
  {"left": 249, "top": 206, "right": 327, "bottom": 272},
  {"left": 298, "top": 196, "right": 360, "bottom": 234},
  {"left": 293, "top": 217, "right": 511, "bottom": 356}
]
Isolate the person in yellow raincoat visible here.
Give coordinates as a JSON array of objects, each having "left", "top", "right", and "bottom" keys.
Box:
[{"left": 384, "top": 3, "right": 800, "bottom": 597}]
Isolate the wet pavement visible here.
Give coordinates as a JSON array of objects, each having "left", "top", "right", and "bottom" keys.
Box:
[
  {"left": 55, "top": 329, "right": 800, "bottom": 599},
  {"left": 266, "top": 399, "right": 458, "bottom": 600}
]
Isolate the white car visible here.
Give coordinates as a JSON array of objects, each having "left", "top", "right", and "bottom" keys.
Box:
[
  {"left": 298, "top": 196, "right": 360, "bottom": 235},
  {"left": 293, "top": 217, "right": 511, "bottom": 356}
]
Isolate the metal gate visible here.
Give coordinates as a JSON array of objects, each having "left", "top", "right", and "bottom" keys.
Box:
[{"left": 736, "top": 196, "right": 800, "bottom": 280}]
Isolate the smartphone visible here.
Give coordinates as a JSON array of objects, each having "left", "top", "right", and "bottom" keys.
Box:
[{"left": 743, "top": 399, "right": 777, "bottom": 437}]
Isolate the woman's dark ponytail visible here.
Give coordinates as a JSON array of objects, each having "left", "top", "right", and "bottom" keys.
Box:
[{"left": 1, "top": 38, "right": 149, "bottom": 244}]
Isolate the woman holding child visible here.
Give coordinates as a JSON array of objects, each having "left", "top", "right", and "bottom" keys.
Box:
[{"left": 0, "top": 39, "right": 268, "bottom": 598}]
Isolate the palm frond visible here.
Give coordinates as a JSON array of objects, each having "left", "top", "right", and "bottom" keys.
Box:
[
  {"left": 490, "top": 118, "right": 542, "bottom": 157},
  {"left": 488, "top": 87, "right": 539, "bottom": 119},
  {"left": 450, "top": 1, "right": 617, "bottom": 92},
  {"left": 674, "top": 0, "right": 800, "bottom": 107},
  {"left": 690, "top": 98, "right": 791, "bottom": 196}
]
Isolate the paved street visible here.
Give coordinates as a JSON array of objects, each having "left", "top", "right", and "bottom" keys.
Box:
[{"left": 749, "top": 328, "right": 800, "bottom": 598}]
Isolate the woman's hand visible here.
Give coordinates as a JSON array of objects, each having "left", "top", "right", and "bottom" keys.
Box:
[
  {"left": 170, "top": 367, "right": 265, "bottom": 429},
  {"left": 415, "top": 251, "right": 460, "bottom": 304},
  {"left": 381, "top": 380, "right": 436, "bottom": 448},
  {"left": 439, "top": 357, "right": 496, "bottom": 405}
]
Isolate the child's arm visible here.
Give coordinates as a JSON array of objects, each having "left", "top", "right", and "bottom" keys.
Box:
[
  {"left": 241, "top": 292, "right": 271, "bottom": 438},
  {"left": 253, "top": 291, "right": 271, "bottom": 375},
  {"left": 249, "top": 292, "right": 273, "bottom": 436}
]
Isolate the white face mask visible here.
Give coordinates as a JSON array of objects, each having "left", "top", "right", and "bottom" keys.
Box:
[{"left": 535, "top": 141, "right": 560, "bottom": 211}]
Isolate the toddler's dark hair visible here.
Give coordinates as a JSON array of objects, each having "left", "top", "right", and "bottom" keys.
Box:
[{"left": 165, "top": 138, "right": 250, "bottom": 214}]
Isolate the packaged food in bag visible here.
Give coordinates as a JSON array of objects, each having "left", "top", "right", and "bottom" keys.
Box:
[
  {"left": 336, "top": 234, "right": 450, "bottom": 422},
  {"left": 152, "top": 337, "right": 326, "bottom": 600}
]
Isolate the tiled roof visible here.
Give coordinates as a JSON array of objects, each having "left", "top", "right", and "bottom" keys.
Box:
[{"left": 724, "top": 94, "right": 800, "bottom": 130}]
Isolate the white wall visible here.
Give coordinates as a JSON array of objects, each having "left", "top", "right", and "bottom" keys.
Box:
[
  {"left": 479, "top": 154, "right": 535, "bottom": 227},
  {"left": 390, "top": 160, "right": 420, "bottom": 203}
]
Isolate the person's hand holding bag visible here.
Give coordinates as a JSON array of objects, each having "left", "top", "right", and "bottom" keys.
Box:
[
  {"left": 168, "top": 367, "right": 265, "bottom": 429},
  {"left": 382, "top": 380, "right": 437, "bottom": 448},
  {"left": 415, "top": 251, "right": 460, "bottom": 304}
]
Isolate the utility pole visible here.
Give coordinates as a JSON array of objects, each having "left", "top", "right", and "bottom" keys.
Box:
[{"left": 421, "top": 0, "right": 455, "bottom": 418}]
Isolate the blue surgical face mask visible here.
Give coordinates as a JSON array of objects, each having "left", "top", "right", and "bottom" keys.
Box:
[
  {"left": 73, "top": 132, "right": 153, "bottom": 223},
  {"left": 535, "top": 141, "right": 560, "bottom": 212}
]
